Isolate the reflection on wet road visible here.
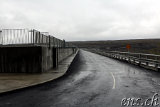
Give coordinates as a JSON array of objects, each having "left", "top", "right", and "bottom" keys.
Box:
[{"left": 0, "top": 50, "right": 160, "bottom": 107}]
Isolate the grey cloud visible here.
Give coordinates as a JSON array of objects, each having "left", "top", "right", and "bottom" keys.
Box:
[{"left": 0, "top": 0, "right": 160, "bottom": 41}]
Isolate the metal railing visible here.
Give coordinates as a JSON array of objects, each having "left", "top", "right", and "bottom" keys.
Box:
[
  {"left": 87, "top": 48, "right": 160, "bottom": 71},
  {"left": 0, "top": 29, "right": 75, "bottom": 48},
  {"left": 104, "top": 51, "right": 160, "bottom": 69}
]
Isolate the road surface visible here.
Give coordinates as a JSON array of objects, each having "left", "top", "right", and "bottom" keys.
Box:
[{"left": 0, "top": 50, "right": 160, "bottom": 107}]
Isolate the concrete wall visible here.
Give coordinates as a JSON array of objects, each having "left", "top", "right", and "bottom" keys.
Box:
[
  {"left": 58, "top": 48, "right": 75, "bottom": 63},
  {"left": 0, "top": 47, "right": 42, "bottom": 73},
  {"left": 42, "top": 47, "right": 76, "bottom": 72},
  {"left": 41, "top": 47, "right": 53, "bottom": 72},
  {"left": 0, "top": 46, "right": 76, "bottom": 73}
]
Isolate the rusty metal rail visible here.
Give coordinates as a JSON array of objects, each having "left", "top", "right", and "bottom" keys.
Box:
[{"left": 0, "top": 29, "right": 75, "bottom": 48}]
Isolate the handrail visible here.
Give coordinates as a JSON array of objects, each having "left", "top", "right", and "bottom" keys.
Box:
[{"left": 0, "top": 29, "right": 77, "bottom": 48}]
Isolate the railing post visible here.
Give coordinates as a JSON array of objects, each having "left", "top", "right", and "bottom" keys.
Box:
[
  {"left": 155, "top": 56, "right": 158, "bottom": 61},
  {"left": 42, "top": 34, "right": 44, "bottom": 44},
  {"left": 0, "top": 30, "right": 2, "bottom": 45},
  {"left": 49, "top": 35, "right": 51, "bottom": 49},
  {"left": 133, "top": 59, "right": 135, "bottom": 64},
  {"left": 35, "top": 31, "right": 38, "bottom": 44},
  {"left": 146, "top": 62, "right": 149, "bottom": 66},
  {"left": 138, "top": 54, "right": 141, "bottom": 66},
  {"left": 39, "top": 32, "right": 40, "bottom": 44},
  {"left": 139, "top": 54, "right": 141, "bottom": 59},
  {"left": 30, "top": 29, "right": 32, "bottom": 44},
  {"left": 52, "top": 37, "right": 54, "bottom": 47},
  {"left": 32, "top": 29, "right": 35, "bottom": 45},
  {"left": 53, "top": 37, "right": 55, "bottom": 47},
  {"left": 28, "top": 29, "right": 29, "bottom": 44},
  {"left": 155, "top": 63, "right": 158, "bottom": 68},
  {"left": 46, "top": 36, "right": 47, "bottom": 45}
]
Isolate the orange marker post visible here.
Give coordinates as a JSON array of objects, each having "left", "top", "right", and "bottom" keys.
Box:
[{"left": 126, "top": 44, "right": 131, "bottom": 52}]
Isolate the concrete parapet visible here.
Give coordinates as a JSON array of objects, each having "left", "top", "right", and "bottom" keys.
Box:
[{"left": 0, "top": 46, "right": 77, "bottom": 73}]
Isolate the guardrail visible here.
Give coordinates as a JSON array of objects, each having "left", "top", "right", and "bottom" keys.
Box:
[
  {"left": 104, "top": 51, "right": 160, "bottom": 71},
  {"left": 0, "top": 29, "right": 75, "bottom": 48},
  {"left": 88, "top": 49, "right": 160, "bottom": 71}
]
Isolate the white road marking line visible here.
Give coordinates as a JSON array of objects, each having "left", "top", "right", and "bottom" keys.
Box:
[{"left": 110, "top": 72, "right": 116, "bottom": 89}]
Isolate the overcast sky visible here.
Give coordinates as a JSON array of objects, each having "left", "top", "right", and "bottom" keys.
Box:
[{"left": 0, "top": 0, "right": 160, "bottom": 41}]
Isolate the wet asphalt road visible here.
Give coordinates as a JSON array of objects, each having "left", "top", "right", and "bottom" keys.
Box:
[{"left": 0, "top": 50, "right": 160, "bottom": 107}]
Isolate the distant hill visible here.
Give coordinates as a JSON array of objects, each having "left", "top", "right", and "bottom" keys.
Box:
[{"left": 70, "top": 39, "right": 160, "bottom": 55}]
